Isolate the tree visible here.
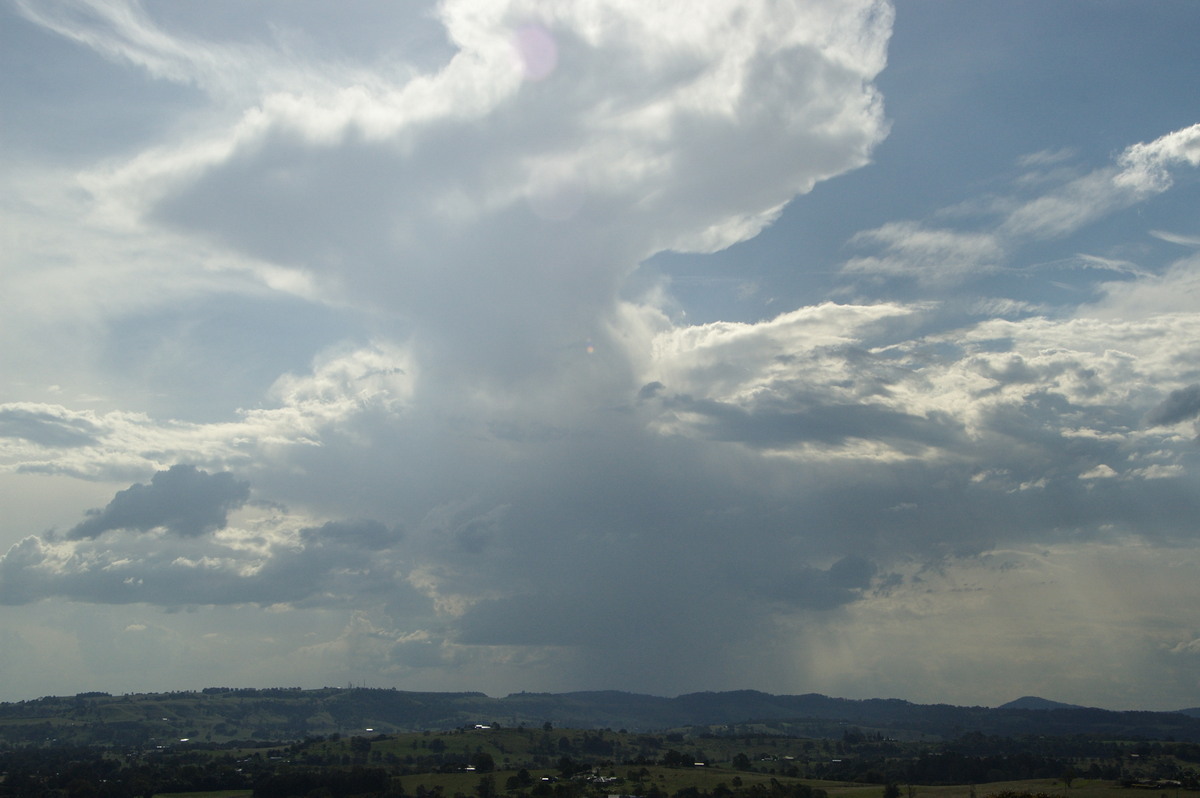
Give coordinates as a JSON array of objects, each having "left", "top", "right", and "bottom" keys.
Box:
[
  {"left": 661, "top": 749, "right": 690, "bottom": 768},
  {"left": 883, "top": 784, "right": 901, "bottom": 798},
  {"left": 506, "top": 769, "right": 534, "bottom": 790}
]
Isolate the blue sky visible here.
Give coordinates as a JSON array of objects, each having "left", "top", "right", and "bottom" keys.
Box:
[{"left": 1, "top": 0, "right": 1198, "bottom": 710}]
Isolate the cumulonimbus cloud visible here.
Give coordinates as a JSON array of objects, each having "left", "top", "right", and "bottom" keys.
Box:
[{"left": 6, "top": 1, "right": 1200, "bottom": 705}]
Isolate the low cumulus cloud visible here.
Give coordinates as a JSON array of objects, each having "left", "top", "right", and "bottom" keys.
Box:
[
  {"left": 0, "top": 405, "right": 100, "bottom": 449},
  {"left": 67, "top": 465, "right": 249, "bottom": 539},
  {"left": 0, "top": 470, "right": 422, "bottom": 611},
  {"left": 1145, "top": 383, "right": 1200, "bottom": 427}
]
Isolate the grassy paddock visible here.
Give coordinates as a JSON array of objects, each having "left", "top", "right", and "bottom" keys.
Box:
[
  {"left": 153, "top": 791, "right": 253, "bottom": 798},
  {"left": 143, "top": 776, "right": 1200, "bottom": 798},
  {"left": 824, "top": 780, "right": 1199, "bottom": 798}
]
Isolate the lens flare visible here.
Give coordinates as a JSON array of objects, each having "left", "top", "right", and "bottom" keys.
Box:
[{"left": 513, "top": 24, "right": 558, "bottom": 81}]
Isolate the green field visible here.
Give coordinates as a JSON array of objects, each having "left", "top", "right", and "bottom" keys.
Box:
[
  {"left": 146, "top": 777, "right": 1198, "bottom": 798},
  {"left": 5, "top": 714, "right": 1195, "bottom": 798},
  {"left": 154, "top": 792, "right": 254, "bottom": 798}
]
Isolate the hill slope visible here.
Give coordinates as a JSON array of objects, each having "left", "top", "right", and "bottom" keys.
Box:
[{"left": 997, "top": 696, "right": 1087, "bottom": 711}]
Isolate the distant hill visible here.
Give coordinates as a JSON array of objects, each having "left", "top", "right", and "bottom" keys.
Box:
[
  {"left": 1180, "top": 707, "right": 1200, "bottom": 718},
  {"left": 998, "top": 696, "right": 1087, "bottom": 711},
  {"left": 3, "top": 687, "right": 1200, "bottom": 747}
]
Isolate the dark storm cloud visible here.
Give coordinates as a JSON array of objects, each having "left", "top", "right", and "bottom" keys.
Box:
[
  {"left": 0, "top": 406, "right": 99, "bottom": 448},
  {"left": 445, "top": 528, "right": 888, "bottom": 696},
  {"left": 66, "top": 464, "right": 249, "bottom": 539},
  {"left": 751, "top": 555, "right": 879, "bottom": 611},
  {"left": 455, "top": 592, "right": 626, "bottom": 647},
  {"left": 1145, "top": 383, "right": 1200, "bottom": 426},
  {"left": 452, "top": 573, "right": 765, "bottom": 655}
]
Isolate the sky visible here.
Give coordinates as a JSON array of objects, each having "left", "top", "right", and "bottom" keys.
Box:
[{"left": 1, "top": 0, "right": 1198, "bottom": 712}]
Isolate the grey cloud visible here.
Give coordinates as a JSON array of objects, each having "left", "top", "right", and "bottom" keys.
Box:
[
  {"left": 660, "top": 392, "right": 964, "bottom": 452},
  {"left": 453, "top": 570, "right": 758, "bottom": 652},
  {"left": 1145, "top": 383, "right": 1200, "bottom": 426},
  {"left": 0, "top": 537, "right": 45, "bottom": 605},
  {"left": 0, "top": 537, "right": 269, "bottom": 607},
  {"left": 249, "top": 305, "right": 1200, "bottom": 642},
  {"left": 455, "top": 593, "right": 607, "bottom": 647},
  {"left": 447, "top": 534, "right": 884, "bottom": 692},
  {"left": 299, "top": 519, "right": 397, "bottom": 551},
  {"left": 737, "top": 555, "right": 880, "bottom": 611},
  {"left": 827, "top": 555, "right": 877, "bottom": 589},
  {"left": 0, "top": 406, "right": 99, "bottom": 448},
  {"left": 971, "top": 354, "right": 1042, "bottom": 386},
  {"left": 66, "top": 464, "right": 249, "bottom": 539},
  {"left": 637, "top": 381, "right": 665, "bottom": 400},
  {"left": 100, "top": 293, "right": 360, "bottom": 423},
  {"left": 149, "top": 128, "right": 645, "bottom": 389}
]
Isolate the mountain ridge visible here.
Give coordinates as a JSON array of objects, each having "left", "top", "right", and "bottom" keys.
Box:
[
  {"left": 997, "top": 696, "right": 1089, "bottom": 711},
  {"left": 3, "top": 687, "right": 1200, "bottom": 747}
]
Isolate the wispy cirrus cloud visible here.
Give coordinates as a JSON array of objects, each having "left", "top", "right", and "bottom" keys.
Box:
[
  {"left": 843, "top": 123, "right": 1200, "bottom": 284},
  {"left": 842, "top": 223, "right": 1003, "bottom": 284}
]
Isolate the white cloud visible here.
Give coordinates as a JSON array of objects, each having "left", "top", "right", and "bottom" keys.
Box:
[
  {"left": 2, "top": 0, "right": 894, "bottom": 435},
  {"left": 1000, "top": 169, "right": 1131, "bottom": 240},
  {"left": 1150, "top": 230, "right": 1200, "bottom": 247},
  {"left": 1087, "top": 252, "right": 1200, "bottom": 320},
  {"left": 0, "top": 341, "right": 415, "bottom": 480},
  {"left": 843, "top": 222, "right": 1003, "bottom": 283},
  {"left": 1005, "top": 124, "right": 1200, "bottom": 239},
  {"left": 1114, "top": 122, "right": 1200, "bottom": 194},
  {"left": 0, "top": 497, "right": 426, "bottom": 611},
  {"left": 1079, "top": 464, "right": 1117, "bottom": 480},
  {"left": 840, "top": 123, "right": 1200, "bottom": 285},
  {"left": 1016, "top": 147, "right": 1075, "bottom": 169}
]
